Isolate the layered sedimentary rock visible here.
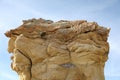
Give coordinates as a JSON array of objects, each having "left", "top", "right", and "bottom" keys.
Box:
[{"left": 5, "top": 18, "right": 110, "bottom": 80}]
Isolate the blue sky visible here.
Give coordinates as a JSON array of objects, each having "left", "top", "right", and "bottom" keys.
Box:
[{"left": 0, "top": 0, "right": 120, "bottom": 80}]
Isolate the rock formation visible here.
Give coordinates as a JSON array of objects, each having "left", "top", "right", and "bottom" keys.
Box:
[{"left": 5, "top": 18, "right": 110, "bottom": 80}]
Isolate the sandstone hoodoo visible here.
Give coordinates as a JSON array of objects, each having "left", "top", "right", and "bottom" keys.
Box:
[{"left": 5, "top": 18, "right": 110, "bottom": 80}]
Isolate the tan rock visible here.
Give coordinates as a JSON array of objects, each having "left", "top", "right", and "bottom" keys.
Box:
[{"left": 5, "top": 18, "right": 110, "bottom": 80}]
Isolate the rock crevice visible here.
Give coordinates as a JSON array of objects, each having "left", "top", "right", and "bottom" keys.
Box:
[{"left": 5, "top": 18, "right": 110, "bottom": 80}]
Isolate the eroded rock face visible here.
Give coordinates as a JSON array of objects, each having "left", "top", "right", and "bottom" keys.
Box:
[{"left": 5, "top": 18, "right": 110, "bottom": 80}]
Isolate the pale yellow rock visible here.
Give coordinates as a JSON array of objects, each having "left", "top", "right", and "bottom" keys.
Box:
[
  {"left": 8, "top": 37, "right": 16, "bottom": 53},
  {"left": 5, "top": 18, "right": 110, "bottom": 80}
]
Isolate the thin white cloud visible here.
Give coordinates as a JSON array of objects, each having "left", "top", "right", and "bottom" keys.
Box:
[
  {"left": 105, "top": 38, "right": 120, "bottom": 77},
  {"left": 0, "top": 72, "right": 18, "bottom": 80},
  {"left": 109, "top": 39, "right": 120, "bottom": 54},
  {"left": 105, "top": 72, "right": 120, "bottom": 77},
  {"left": 2, "top": 0, "right": 48, "bottom": 18},
  {"left": 88, "top": 0, "right": 118, "bottom": 11}
]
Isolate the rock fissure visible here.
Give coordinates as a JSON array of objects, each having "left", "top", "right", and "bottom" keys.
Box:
[{"left": 17, "top": 49, "right": 32, "bottom": 80}]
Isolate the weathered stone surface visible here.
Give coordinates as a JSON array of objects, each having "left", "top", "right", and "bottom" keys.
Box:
[{"left": 5, "top": 18, "right": 110, "bottom": 80}]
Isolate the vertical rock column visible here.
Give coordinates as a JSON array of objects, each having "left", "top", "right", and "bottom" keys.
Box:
[{"left": 5, "top": 18, "right": 110, "bottom": 80}]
